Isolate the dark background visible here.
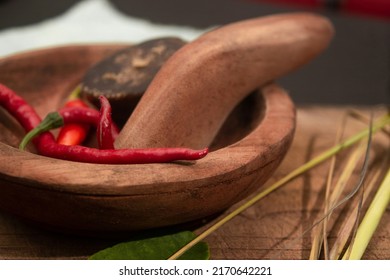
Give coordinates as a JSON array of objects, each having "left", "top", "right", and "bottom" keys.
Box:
[{"left": 0, "top": 0, "right": 389, "bottom": 105}]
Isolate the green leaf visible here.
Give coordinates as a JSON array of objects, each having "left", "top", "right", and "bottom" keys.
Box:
[{"left": 89, "top": 231, "right": 209, "bottom": 260}]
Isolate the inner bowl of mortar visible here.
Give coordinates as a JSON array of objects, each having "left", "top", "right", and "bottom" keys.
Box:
[{"left": 0, "top": 45, "right": 295, "bottom": 235}]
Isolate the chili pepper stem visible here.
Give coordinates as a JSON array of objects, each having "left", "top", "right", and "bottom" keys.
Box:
[
  {"left": 3, "top": 83, "right": 207, "bottom": 164},
  {"left": 19, "top": 112, "right": 64, "bottom": 150}
]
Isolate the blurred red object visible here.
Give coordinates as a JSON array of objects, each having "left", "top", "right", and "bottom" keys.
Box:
[{"left": 250, "top": 0, "right": 390, "bottom": 20}]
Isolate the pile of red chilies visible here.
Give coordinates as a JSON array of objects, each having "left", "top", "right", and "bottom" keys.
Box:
[{"left": 0, "top": 83, "right": 208, "bottom": 164}]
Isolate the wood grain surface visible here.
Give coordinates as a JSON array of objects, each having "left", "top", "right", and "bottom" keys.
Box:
[
  {"left": 0, "top": 45, "right": 296, "bottom": 235},
  {"left": 0, "top": 105, "right": 388, "bottom": 260}
]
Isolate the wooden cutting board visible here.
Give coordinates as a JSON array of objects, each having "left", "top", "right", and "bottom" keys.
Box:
[
  {"left": 0, "top": 105, "right": 388, "bottom": 260},
  {"left": 204, "top": 105, "right": 390, "bottom": 260}
]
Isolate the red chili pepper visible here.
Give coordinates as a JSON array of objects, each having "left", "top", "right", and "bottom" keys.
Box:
[
  {"left": 97, "top": 95, "right": 115, "bottom": 149},
  {"left": 37, "top": 135, "right": 208, "bottom": 164},
  {"left": 56, "top": 85, "right": 90, "bottom": 146},
  {"left": 19, "top": 106, "right": 120, "bottom": 148},
  {"left": 19, "top": 103, "right": 121, "bottom": 149},
  {"left": 0, "top": 84, "right": 41, "bottom": 132},
  {"left": 0, "top": 83, "right": 208, "bottom": 164},
  {"left": 59, "top": 107, "right": 103, "bottom": 126}
]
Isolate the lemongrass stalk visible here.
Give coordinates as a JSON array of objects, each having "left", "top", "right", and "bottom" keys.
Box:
[
  {"left": 345, "top": 167, "right": 390, "bottom": 260},
  {"left": 348, "top": 109, "right": 390, "bottom": 136},
  {"left": 321, "top": 150, "right": 337, "bottom": 260},
  {"left": 323, "top": 142, "right": 365, "bottom": 259},
  {"left": 168, "top": 113, "right": 390, "bottom": 260},
  {"left": 310, "top": 115, "right": 346, "bottom": 260},
  {"left": 310, "top": 141, "right": 366, "bottom": 260},
  {"left": 328, "top": 141, "right": 366, "bottom": 206},
  {"left": 329, "top": 166, "right": 383, "bottom": 259}
]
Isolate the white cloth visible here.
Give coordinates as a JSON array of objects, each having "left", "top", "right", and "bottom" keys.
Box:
[{"left": 0, "top": 0, "right": 209, "bottom": 57}]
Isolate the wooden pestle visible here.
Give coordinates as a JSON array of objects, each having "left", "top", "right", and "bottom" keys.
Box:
[{"left": 115, "top": 13, "right": 334, "bottom": 150}]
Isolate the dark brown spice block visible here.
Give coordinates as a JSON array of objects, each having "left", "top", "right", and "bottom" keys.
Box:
[{"left": 81, "top": 37, "right": 186, "bottom": 126}]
